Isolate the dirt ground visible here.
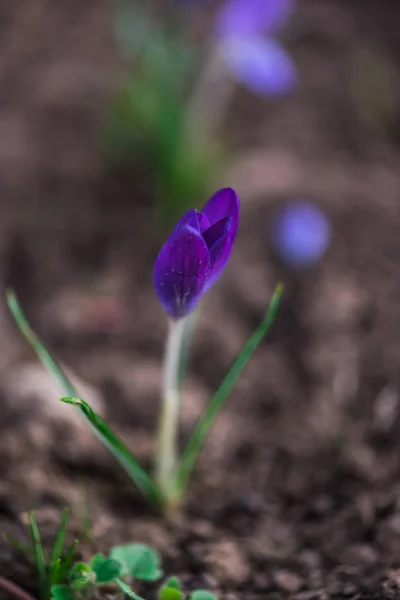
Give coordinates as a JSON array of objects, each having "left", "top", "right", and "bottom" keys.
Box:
[{"left": 2, "top": 0, "right": 400, "bottom": 599}]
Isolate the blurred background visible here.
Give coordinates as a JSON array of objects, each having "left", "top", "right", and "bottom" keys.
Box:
[{"left": 3, "top": 0, "right": 400, "bottom": 598}]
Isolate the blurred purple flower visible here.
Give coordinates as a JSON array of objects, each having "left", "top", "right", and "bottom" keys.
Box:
[
  {"left": 272, "top": 201, "right": 331, "bottom": 268},
  {"left": 154, "top": 188, "right": 240, "bottom": 318},
  {"left": 217, "top": 0, "right": 294, "bottom": 37},
  {"left": 216, "top": 0, "right": 297, "bottom": 95}
]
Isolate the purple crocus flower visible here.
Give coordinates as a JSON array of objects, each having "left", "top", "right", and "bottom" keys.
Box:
[
  {"left": 154, "top": 188, "right": 239, "bottom": 318},
  {"left": 216, "top": 0, "right": 297, "bottom": 95},
  {"left": 272, "top": 201, "right": 331, "bottom": 268}
]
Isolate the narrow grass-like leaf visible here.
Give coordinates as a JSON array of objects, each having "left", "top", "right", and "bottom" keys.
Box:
[
  {"left": 172, "top": 284, "right": 284, "bottom": 498},
  {"left": 48, "top": 509, "right": 70, "bottom": 592},
  {"left": 7, "top": 290, "right": 78, "bottom": 398},
  {"left": 49, "top": 559, "right": 62, "bottom": 590},
  {"left": 49, "top": 509, "right": 69, "bottom": 576},
  {"left": 60, "top": 397, "right": 163, "bottom": 510},
  {"left": 7, "top": 290, "right": 163, "bottom": 511},
  {"left": 29, "top": 511, "right": 47, "bottom": 600},
  {"left": 57, "top": 540, "right": 79, "bottom": 584},
  {"left": 116, "top": 579, "right": 145, "bottom": 600}
]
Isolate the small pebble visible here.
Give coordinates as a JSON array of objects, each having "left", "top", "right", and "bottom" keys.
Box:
[
  {"left": 207, "top": 539, "right": 249, "bottom": 584},
  {"left": 273, "top": 569, "right": 303, "bottom": 593}
]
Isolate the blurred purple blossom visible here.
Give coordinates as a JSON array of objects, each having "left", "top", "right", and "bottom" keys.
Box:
[
  {"left": 272, "top": 201, "right": 331, "bottom": 268},
  {"left": 216, "top": 0, "right": 294, "bottom": 37},
  {"left": 154, "top": 188, "right": 240, "bottom": 318},
  {"left": 216, "top": 0, "right": 297, "bottom": 95}
]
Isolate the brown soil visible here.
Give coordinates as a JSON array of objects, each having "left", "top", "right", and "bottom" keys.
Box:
[{"left": 2, "top": 1, "right": 400, "bottom": 599}]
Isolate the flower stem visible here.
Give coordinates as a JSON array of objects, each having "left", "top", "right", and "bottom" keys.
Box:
[
  {"left": 186, "top": 45, "right": 235, "bottom": 142},
  {"left": 0, "top": 576, "right": 37, "bottom": 600},
  {"left": 155, "top": 317, "right": 188, "bottom": 498}
]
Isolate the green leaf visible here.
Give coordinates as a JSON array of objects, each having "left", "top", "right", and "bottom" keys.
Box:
[
  {"left": 29, "top": 510, "right": 47, "bottom": 600},
  {"left": 190, "top": 592, "right": 218, "bottom": 600},
  {"left": 51, "top": 509, "right": 69, "bottom": 565},
  {"left": 159, "top": 578, "right": 185, "bottom": 600},
  {"left": 164, "top": 577, "right": 182, "bottom": 591},
  {"left": 89, "top": 553, "right": 105, "bottom": 571},
  {"left": 7, "top": 290, "right": 78, "bottom": 398},
  {"left": 49, "top": 509, "right": 70, "bottom": 588},
  {"left": 159, "top": 587, "right": 185, "bottom": 600},
  {"left": 49, "top": 559, "right": 62, "bottom": 590},
  {"left": 90, "top": 554, "right": 122, "bottom": 584},
  {"left": 69, "top": 562, "right": 94, "bottom": 590},
  {"left": 172, "top": 284, "right": 284, "bottom": 500},
  {"left": 51, "top": 584, "right": 75, "bottom": 600},
  {"left": 60, "top": 397, "right": 163, "bottom": 510},
  {"left": 6, "top": 290, "right": 163, "bottom": 511},
  {"left": 57, "top": 540, "right": 79, "bottom": 583},
  {"left": 116, "top": 578, "right": 145, "bottom": 600},
  {"left": 110, "top": 543, "right": 163, "bottom": 581}
]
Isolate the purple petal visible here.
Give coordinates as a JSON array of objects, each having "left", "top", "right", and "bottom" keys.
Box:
[
  {"left": 201, "top": 188, "right": 239, "bottom": 240},
  {"left": 153, "top": 225, "right": 210, "bottom": 318},
  {"left": 198, "top": 211, "right": 210, "bottom": 233},
  {"left": 202, "top": 217, "right": 232, "bottom": 250},
  {"left": 222, "top": 37, "right": 297, "bottom": 96},
  {"left": 203, "top": 218, "right": 235, "bottom": 290},
  {"left": 216, "top": 0, "right": 294, "bottom": 38},
  {"left": 172, "top": 209, "right": 201, "bottom": 234}
]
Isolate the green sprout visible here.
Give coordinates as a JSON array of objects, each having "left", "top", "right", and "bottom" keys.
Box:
[
  {"left": 3, "top": 509, "right": 77, "bottom": 600},
  {"left": 51, "top": 542, "right": 164, "bottom": 600},
  {"left": 2, "top": 511, "right": 218, "bottom": 600},
  {"left": 7, "top": 284, "right": 282, "bottom": 512}
]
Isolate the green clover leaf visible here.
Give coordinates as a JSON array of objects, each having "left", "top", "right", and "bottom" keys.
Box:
[
  {"left": 51, "top": 584, "right": 75, "bottom": 600},
  {"left": 90, "top": 553, "right": 123, "bottom": 584},
  {"left": 190, "top": 591, "right": 218, "bottom": 600},
  {"left": 159, "top": 580, "right": 185, "bottom": 600},
  {"left": 110, "top": 543, "right": 163, "bottom": 581}
]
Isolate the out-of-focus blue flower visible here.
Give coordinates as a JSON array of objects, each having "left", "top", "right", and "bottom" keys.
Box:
[
  {"left": 272, "top": 201, "right": 331, "bottom": 268},
  {"left": 154, "top": 188, "right": 240, "bottom": 318},
  {"left": 217, "top": 0, "right": 294, "bottom": 37},
  {"left": 216, "top": 0, "right": 297, "bottom": 95}
]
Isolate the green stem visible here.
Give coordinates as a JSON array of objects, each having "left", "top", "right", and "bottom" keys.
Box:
[
  {"left": 178, "top": 310, "right": 198, "bottom": 384},
  {"left": 155, "top": 317, "right": 187, "bottom": 496},
  {"left": 171, "top": 284, "right": 284, "bottom": 501},
  {"left": 186, "top": 46, "right": 235, "bottom": 142}
]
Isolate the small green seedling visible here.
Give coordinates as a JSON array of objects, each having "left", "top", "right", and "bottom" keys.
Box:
[
  {"left": 4, "top": 511, "right": 218, "bottom": 600},
  {"left": 157, "top": 578, "right": 218, "bottom": 600},
  {"left": 5, "top": 509, "right": 78, "bottom": 600},
  {"left": 49, "top": 544, "right": 160, "bottom": 599},
  {"left": 50, "top": 542, "right": 164, "bottom": 599}
]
